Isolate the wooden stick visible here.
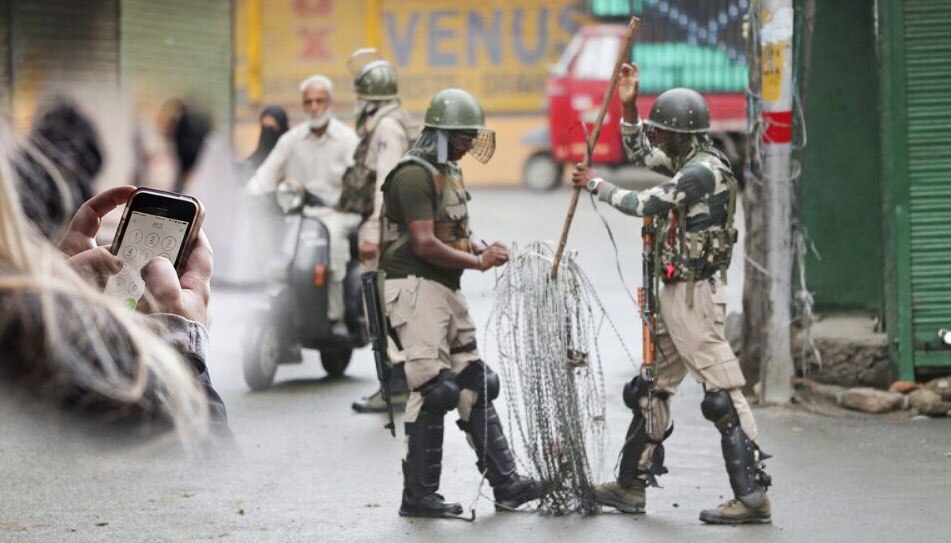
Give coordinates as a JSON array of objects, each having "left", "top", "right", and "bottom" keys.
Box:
[{"left": 550, "top": 16, "right": 640, "bottom": 279}]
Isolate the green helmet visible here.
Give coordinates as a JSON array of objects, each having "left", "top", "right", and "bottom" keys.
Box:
[
  {"left": 348, "top": 48, "right": 398, "bottom": 101},
  {"left": 644, "top": 88, "right": 710, "bottom": 134},
  {"left": 424, "top": 88, "right": 487, "bottom": 130}
]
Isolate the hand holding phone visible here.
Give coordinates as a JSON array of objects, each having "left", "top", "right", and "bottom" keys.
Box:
[
  {"left": 60, "top": 185, "right": 137, "bottom": 278},
  {"left": 140, "top": 229, "right": 213, "bottom": 327},
  {"left": 103, "top": 188, "right": 205, "bottom": 310}
]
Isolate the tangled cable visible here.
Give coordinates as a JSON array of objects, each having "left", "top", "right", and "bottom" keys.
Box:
[{"left": 486, "top": 241, "right": 634, "bottom": 515}]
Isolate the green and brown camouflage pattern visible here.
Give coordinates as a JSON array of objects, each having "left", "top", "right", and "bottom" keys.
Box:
[{"left": 598, "top": 120, "right": 738, "bottom": 285}]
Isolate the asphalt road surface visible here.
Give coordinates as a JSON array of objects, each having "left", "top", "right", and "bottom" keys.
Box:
[{"left": 3, "top": 187, "right": 950, "bottom": 542}]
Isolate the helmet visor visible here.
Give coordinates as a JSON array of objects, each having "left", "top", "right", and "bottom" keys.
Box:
[
  {"left": 465, "top": 129, "right": 495, "bottom": 164},
  {"left": 347, "top": 48, "right": 383, "bottom": 77}
]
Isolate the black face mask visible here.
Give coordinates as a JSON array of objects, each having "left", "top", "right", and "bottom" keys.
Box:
[
  {"left": 258, "top": 127, "right": 281, "bottom": 152},
  {"left": 248, "top": 126, "right": 283, "bottom": 168}
]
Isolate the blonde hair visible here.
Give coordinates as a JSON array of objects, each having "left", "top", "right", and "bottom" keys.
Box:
[{"left": 0, "top": 122, "right": 209, "bottom": 451}]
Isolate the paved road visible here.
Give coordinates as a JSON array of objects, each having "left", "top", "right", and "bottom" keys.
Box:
[{"left": 3, "top": 188, "right": 950, "bottom": 542}]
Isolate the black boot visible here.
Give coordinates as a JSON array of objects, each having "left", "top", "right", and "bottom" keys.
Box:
[
  {"left": 400, "top": 410, "right": 463, "bottom": 518},
  {"left": 466, "top": 404, "right": 543, "bottom": 511}
]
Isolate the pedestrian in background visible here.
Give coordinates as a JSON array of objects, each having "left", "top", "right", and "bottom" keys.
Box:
[
  {"left": 343, "top": 48, "right": 414, "bottom": 415},
  {"left": 246, "top": 74, "right": 360, "bottom": 335},
  {"left": 245, "top": 105, "right": 289, "bottom": 171}
]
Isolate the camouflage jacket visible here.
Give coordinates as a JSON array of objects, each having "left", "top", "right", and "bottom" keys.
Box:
[{"left": 597, "top": 120, "right": 738, "bottom": 283}]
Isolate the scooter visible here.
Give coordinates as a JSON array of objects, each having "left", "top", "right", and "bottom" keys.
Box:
[{"left": 242, "top": 182, "right": 368, "bottom": 391}]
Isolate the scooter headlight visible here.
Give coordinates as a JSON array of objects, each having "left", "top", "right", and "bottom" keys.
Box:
[{"left": 276, "top": 182, "right": 304, "bottom": 212}]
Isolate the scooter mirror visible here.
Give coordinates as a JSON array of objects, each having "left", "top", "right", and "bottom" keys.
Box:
[{"left": 276, "top": 181, "right": 304, "bottom": 213}]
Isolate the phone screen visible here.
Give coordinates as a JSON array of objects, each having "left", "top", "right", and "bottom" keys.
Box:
[{"left": 104, "top": 211, "right": 190, "bottom": 309}]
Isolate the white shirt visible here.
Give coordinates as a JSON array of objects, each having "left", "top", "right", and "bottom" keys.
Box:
[{"left": 246, "top": 117, "right": 359, "bottom": 207}]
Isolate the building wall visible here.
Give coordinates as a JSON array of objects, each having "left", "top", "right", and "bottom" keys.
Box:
[
  {"left": 0, "top": 1, "right": 232, "bottom": 188},
  {"left": 800, "top": 0, "right": 882, "bottom": 312}
]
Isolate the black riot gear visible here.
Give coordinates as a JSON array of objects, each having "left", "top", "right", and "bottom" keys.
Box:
[{"left": 701, "top": 389, "right": 771, "bottom": 508}]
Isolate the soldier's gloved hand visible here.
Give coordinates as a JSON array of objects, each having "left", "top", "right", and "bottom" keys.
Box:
[
  {"left": 477, "top": 243, "right": 509, "bottom": 271},
  {"left": 572, "top": 163, "right": 601, "bottom": 193}
]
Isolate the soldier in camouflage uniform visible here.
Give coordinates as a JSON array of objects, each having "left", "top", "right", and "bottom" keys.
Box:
[
  {"left": 340, "top": 49, "right": 413, "bottom": 414},
  {"left": 380, "top": 89, "right": 542, "bottom": 518},
  {"left": 572, "top": 63, "right": 773, "bottom": 525}
]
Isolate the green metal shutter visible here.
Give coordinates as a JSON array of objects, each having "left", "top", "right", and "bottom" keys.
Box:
[
  {"left": 8, "top": 0, "right": 119, "bottom": 123},
  {"left": 120, "top": 0, "right": 232, "bottom": 134},
  {"left": 0, "top": 0, "right": 10, "bottom": 114},
  {"left": 885, "top": 0, "right": 951, "bottom": 377}
]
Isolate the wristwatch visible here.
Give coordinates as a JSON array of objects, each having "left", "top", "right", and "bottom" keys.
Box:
[{"left": 586, "top": 177, "right": 603, "bottom": 193}]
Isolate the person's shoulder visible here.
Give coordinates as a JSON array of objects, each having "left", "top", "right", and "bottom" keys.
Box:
[
  {"left": 393, "top": 161, "right": 431, "bottom": 183},
  {"left": 280, "top": 123, "right": 309, "bottom": 143},
  {"left": 375, "top": 113, "right": 405, "bottom": 134},
  {"left": 329, "top": 118, "right": 358, "bottom": 143}
]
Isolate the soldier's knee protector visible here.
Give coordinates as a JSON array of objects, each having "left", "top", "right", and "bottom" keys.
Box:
[
  {"left": 456, "top": 360, "right": 500, "bottom": 408},
  {"left": 622, "top": 376, "right": 649, "bottom": 410},
  {"left": 701, "top": 389, "right": 771, "bottom": 508},
  {"left": 418, "top": 369, "right": 460, "bottom": 415},
  {"left": 701, "top": 389, "right": 737, "bottom": 426}
]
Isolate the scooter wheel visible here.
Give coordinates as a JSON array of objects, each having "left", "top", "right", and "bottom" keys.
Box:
[{"left": 243, "top": 321, "right": 281, "bottom": 390}]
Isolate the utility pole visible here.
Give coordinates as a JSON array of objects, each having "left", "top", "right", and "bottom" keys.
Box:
[{"left": 757, "top": 0, "right": 795, "bottom": 403}]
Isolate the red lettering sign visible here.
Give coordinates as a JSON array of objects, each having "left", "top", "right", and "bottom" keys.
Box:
[
  {"left": 298, "top": 27, "right": 333, "bottom": 60},
  {"left": 293, "top": 0, "right": 333, "bottom": 16}
]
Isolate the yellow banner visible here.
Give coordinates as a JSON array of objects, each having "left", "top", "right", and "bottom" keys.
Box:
[{"left": 238, "top": 0, "right": 580, "bottom": 117}]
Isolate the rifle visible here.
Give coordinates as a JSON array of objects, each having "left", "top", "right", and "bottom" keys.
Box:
[
  {"left": 639, "top": 216, "right": 656, "bottom": 434},
  {"left": 360, "top": 271, "right": 397, "bottom": 437}
]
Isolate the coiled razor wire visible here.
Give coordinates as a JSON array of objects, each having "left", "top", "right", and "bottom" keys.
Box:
[{"left": 485, "top": 241, "right": 635, "bottom": 515}]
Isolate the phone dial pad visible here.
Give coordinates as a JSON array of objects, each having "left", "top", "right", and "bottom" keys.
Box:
[{"left": 104, "top": 211, "right": 187, "bottom": 309}]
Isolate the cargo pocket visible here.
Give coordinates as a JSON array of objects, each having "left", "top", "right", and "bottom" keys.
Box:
[
  {"left": 713, "top": 283, "right": 728, "bottom": 323},
  {"left": 384, "top": 285, "right": 407, "bottom": 328}
]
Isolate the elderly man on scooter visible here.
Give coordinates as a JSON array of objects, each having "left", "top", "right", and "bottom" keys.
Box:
[{"left": 247, "top": 74, "right": 361, "bottom": 336}]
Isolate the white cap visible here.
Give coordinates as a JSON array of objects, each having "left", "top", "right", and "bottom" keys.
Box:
[{"left": 299, "top": 74, "right": 333, "bottom": 97}]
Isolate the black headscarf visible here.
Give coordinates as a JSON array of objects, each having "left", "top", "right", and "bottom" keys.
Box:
[
  {"left": 246, "top": 105, "right": 289, "bottom": 169},
  {"left": 172, "top": 105, "right": 213, "bottom": 191}
]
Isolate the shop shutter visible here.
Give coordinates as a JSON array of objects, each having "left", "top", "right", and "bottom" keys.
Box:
[
  {"left": 120, "top": 0, "right": 232, "bottom": 134},
  {"left": 8, "top": 0, "right": 118, "bottom": 124},
  {"left": 899, "top": 0, "right": 951, "bottom": 370}
]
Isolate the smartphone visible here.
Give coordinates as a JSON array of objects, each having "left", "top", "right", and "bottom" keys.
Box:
[{"left": 104, "top": 188, "right": 205, "bottom": 309}]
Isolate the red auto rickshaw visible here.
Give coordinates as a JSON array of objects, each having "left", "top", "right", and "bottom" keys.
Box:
[{"left": 523, "top": 23, "right": 748, "bottom": 190}]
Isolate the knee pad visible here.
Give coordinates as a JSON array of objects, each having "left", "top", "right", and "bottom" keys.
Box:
[
  {"left": 622, "top": 376, "right": 646, "bottom": 410},
  {"left": 701, "top": 389, "right": 739, "bottom": 432},
  {"left": 456, "top": 360, "right": 500, "bottom": 406},
  {"left": 418, "top": 369, "right": 460, "bottom": 415}
]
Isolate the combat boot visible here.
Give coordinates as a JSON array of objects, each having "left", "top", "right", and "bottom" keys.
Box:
[
  {"left": 467, "top": 404, "right": 543, "bottom": 511},
  {"left": 351, "top": 389, "right": 408, "bottom": 413},
  {"left": 352, "top": 364, "right": 409, "bottom": 413},
  {"left": 699, "top": 494, "right": 771, "bottom": 525},
  {"left": 400, "top": 383, "right": 464, "bottom": 519},
  {"left": 595, "top": 478, "right": 646, "bottom": 513},
  {"left": 493, "top": 474, "right": 544, "bottom": 511},
  {"left": 399, "top": 491, "right": 464, "bottom": 518}
]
